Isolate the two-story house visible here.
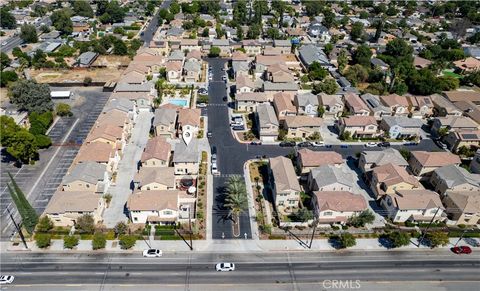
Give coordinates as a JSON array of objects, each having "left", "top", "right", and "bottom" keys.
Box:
[
  {"left": 312, "top": 191, "right": 367, "bottom": 225},
  {"left": 370, "top": 163, "right": 422, "bottom": 199},
  {"left": 269, "top": 156, "right": 301, "bottom": 209},
  {"left": 62, "top": 162, "right": 110, "bottom": 194},
  {"left": 337, "top": 116, "right": 379, "bottom": 138},
  {"left": 256, "top": 104, "right": 279, "bottom": 143},
  {"left": 153, "top": 107, "right": 178, "bottom": 138},
  {"left": 141, "top": 136, "right": 172, "bottom": 167}
]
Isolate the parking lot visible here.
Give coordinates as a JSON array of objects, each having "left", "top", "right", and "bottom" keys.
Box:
[{"left": 0, "top": 87, "right": 110, "bottom": 239}]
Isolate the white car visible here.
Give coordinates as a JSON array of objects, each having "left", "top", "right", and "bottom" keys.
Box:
[
  {"left": 142, "top": 249, "right": 162, "bottom": 257},
  {"left": 0, "top": 275, "right": 14, "bottom": 285},
  {"left": 1, "top": 41, "right": 7, "bottom": 46},
  {"left": 215, "top": 262, "right": 235, "bottom": 272},
  {"left": 365, "top": 142, "right": 378, "bottom": 147},
  {"left": 197, "top": 103, "right": 207, "bottom": 108},
  {"left": 312, "top": 141, "right": 325, "bottom": 147},
  {"left": 211, "top": 162, "right": 219, "bottom": 175}
]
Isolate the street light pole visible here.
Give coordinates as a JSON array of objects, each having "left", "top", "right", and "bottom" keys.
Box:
[
  {"left": 7, "top": 207, "right": 28, "bottom": 249},
  {"left": 454, "top": 229, "right": 468, "bottom": 247},
  {"left": 418, "top": 207, "right": 440, "bottom": 247}
]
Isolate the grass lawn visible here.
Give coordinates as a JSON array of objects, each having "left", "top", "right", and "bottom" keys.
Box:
[{"left": 442, "top": 70, "right": 463, "bottom": 79}]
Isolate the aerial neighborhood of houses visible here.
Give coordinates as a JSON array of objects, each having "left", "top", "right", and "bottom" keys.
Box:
[{"left": 1, "top": 0, "right": 480, "bottom": 255}]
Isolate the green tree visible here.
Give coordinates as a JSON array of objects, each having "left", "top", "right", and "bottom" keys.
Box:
[
  {"left": 208, "top": 46, "right": 221, "bottom": 57},
  {"left": 169, "top": 1, "right": 181, "bottom": 15},
  {"left": 322, "top": 10, "right": 336, "bottom": 29},
  {"left": 114, "top": 222, "right": 128, "bottom": 237},
  {"left": 426, "top": 231, "right": 449, "bottom": 248},
  {"left": 246, "top": 23, "right": 261, "bottom": 39},
  {"left": 350, "top": 22, "right": 365, "bottom": 42},
  {"left": 8, "top": 172, "right": 39, "bottom": 233},
  {"left": 73, "top": 0, "right": 94, "bottom": 18},
  {"left": 1, "top": 7, "right": 17, "bottom": 29},
  {"left": 119, "top": 234, "right": 137, "bottom": 249},
  {"left": 385, "top": 231, "right": 411, "bottom": 248},
  {"left": 0, "top": 52, "right": 11, "bottom": 70},
  {"left": 76, "top": 214, "right": 95, "bottom": 234},
  {"left": 313, "top": 79, "right": 339, "bottom": 95},
  {"left": 308, "top": 61, "right": 328, "bottom": 81},
  {"left": 337, "top": 49, "right": 348, "bottom": 72},
  {"left": 352, "top": 45, "right": 372, "bottom": 67},
  {"left": 113, "top": 39, "right": 128, "bottom": 55},
  {"left": 294, "top": 208, "right": 313, "bottom": 222},
  {"left": 50, "top": 9, "right": 73, "bottom": 35},
  {"left": 34, "top": 134, "right": 52, "bottom": 149},
  {"left": 236, "top": 25, "right": 244, "bottom": 41},
  {"left": 56, "top": 103, "right": 72, "bottom": 117},
  {"left": 6, "top": 131, "right": 38, "bottom": 164},
  {"left": 0, "top": 116, "right": 20, "bottom": 146},
  {"left": 36, "top": 216, "right": 54, "bottom": 232},
  {"left": 105, "top": 1, "right": 125, "bottom": 23},
  {"left": 399, "top": 148, "right": 411, "bottom": 160},
  {"left": 338, "top": 233, "right": 356, "bottom": 248},
  {"left": 35, "top": 233, "right": 51, "bottom": 248},
  {"left": 344, "top": 64, "right": 368, "bottom": 85},
  {"left": 225, "top": 176, "right": 248, "bottom": 221},
  {"left": 348, "top": 210, "right": 375, "bottom": 227},
  {"left": 318, "top": 106, "right": 325, "bottom": 118},
  {"left": 0, "top": 71, "right": 18, "bottom": 87},
  {"left": 63, "top": 235, "right": 79, "bottom": 249},
  {"left": 20, "top": 24, "right": 38, "bottom": 43},
  {"left": 266, "top": 27, "right": 281, "bottom": 40},
  {"left": 340, "top": 130, "right": 351, "bottom": 141},
  {"left": 233, "top": 0, "right": 248, "bottom": 25},
  {"left": 92, "top": 232, "right": 107, "bottom": 250},
  {"left": 11, "top": 80, "right": 53, "bottom": 113}
]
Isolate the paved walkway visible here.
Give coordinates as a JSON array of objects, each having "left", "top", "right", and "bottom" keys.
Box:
[
  {"left": 102, "top": 111, "right": 153, "bottom": 227},
  {"left": 244, "top": 161, "right": 259, "bottom": 240},
  {"left": 3, "top": 237, "right": 478, "bottom": 254}
]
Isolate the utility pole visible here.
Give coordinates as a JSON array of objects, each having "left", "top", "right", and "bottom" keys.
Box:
[
  {"left": 418, "top": 207, "right": 440, "bottom": 247},
  {"left": 454, "top": 229, "right": 468, "bottom": 247},
  {"left": 308, "top": 221, "right": 318, "bottom": 249},
  {"left": 7, "top": 207, "right": 28, "bottom": 249},
  {"left": 188, "top": 208, "right": 193, "bottom": 250}
]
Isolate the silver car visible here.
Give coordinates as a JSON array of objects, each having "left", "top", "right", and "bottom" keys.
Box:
[
  {"left": 0, "top": 275, "right": 14, "bottom": 285},
  {"left": 215, "top": 262, "right": 235, "bottom": 272}
]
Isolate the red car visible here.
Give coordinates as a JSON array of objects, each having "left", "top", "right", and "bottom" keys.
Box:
[{"left": 451, "top": 246, "right": 472, "bottom": 254}]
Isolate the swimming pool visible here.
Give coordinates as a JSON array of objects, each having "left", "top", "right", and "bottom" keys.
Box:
[{"left": 168, "top": 99, "right": 188, "bottom": 107}]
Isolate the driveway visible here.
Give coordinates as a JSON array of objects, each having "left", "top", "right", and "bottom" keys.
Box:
[{"left": 102, "top": 111, "right": 153, "bottom": 227}]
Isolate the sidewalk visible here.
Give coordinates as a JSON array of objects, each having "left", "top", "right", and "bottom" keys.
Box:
[{"left": 3, "top": 237, "right": 478, "bottom": 254}]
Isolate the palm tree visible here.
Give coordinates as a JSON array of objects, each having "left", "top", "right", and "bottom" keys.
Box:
[{"left": 224, "top": 176, "right": 248, "bottom": 221}]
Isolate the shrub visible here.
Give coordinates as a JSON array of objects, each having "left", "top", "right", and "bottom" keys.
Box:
[
  {"left": 83, "top": 77, "right": 92, "bottom": 86},
  {"left": 426, "top": 231, "right": 449, "bottom": 248},
  {"left": 35, "top": 134, "right": 52, "bottom": 148},
  {"left": 338, "top": 233, "right": 356, "bottom": 248},
  {"left": 119, "top": 235, "right": 137, "bottom": 249},
  {"left": 56, "top": 103, "right": 72, "bottom": 117},
  {"left": 36, "top": 216, "right": 54, "bottom": 232},
  {"left": 114, "top": 222, "right": 128, "bottom": 237},
  {"left": 92, "top": 232, "right": 107, "bottom": 250},
  {"left": 385, "top": 231, "right": 411, "bottom": 248},
  {"left": 35, "top": 233, "right": 51, "bottom": 248},
  {"left": 63, "top": 235, "right": 79, "bottom": 249},
  {"left": 76, "top": 214, "right": 95, "bottom": 234}
]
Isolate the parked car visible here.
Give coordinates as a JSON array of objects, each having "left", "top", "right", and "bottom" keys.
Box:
[
  {"left": 325, "top": 144, "right": 333, "bottom": 148},
  {"left": 364, "top": 142, "right": 377, "bottom": 147},
  {"left": 279, "top": 141, "right": 296, "bottom": 147},
  {"left": 436, "top": 140, "right": 448, "bottom": 150},
  {"left": 404, "top": 141, "right": 418, "bottom": 146},
  {"left": 250, "top": 141, "right": 262, "bottom": 145},
  {"left": 143, "top": 249, "right": 162, "bottom": 257},
  {"left": 222, "top": 75, "right": 227, "bottom": 81},
  {"left": 223, "top": 96, "right": 228, "bottom": 102},
  {"left": 377, "top": 142, "right": 391, "bottom": 147},
  {"left": 211, "top": 162, "right": 219, "bottom": 175},
  {"left": 212, "top": 146, "right": 217, "bottom": 155},
  {"left": 197, "top": 103, "right": 207, "bottom": 108},
  {"left": 198, "top": 88, "right": 208, "bottom": 95},
  {"left": 312, "top": 141, "right": 325, "bottom": 147},
  {"left": 232, "top": 125, "right": 245, "bottom": 131},
  {"left": 297, "top": 141, "right": 313, "bottom": 147},
  {"left": 207, "top": 131, "right": 212, "bottom": 138},
  {"left": 340, "top": 144, "right": 349, "bottom": 148},
  {"left": 211, "top": 153, "right": 217, "bottom": 163},
  {"left": 215, "top": 262, "right": 235, "bottom": 272},
  {"left": 451, "top": 246, "right": 472, "bottom": 254},
  {"left": 1, "top": 41, "right": 7, "bottom": 46},
  {"left": 0, "top": 275, "right": 14, "bottom": 285}
]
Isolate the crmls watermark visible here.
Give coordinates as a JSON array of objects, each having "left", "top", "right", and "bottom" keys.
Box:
[{"left": 322, "top": 280, "right": 361, "bottom": 289}]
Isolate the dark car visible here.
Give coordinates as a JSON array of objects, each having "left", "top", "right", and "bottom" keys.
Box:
[
  {"left": 297, "top": 141, "right": 313, "bottom": 147},
  {"left": 340, "top": 144, "right": 349, "bottom": 148},
  {"left": 223, "top": 96, "right": 228, "bottom": 102},
  {"left": 378, "top": 142, "right": 391, "bottom": 147},
  {"left": 279, "top": 141, "right": 296, "bottom": 147},
  {"left": 232, "top": 125, "right": 245, "bottom": 131},
  {"left": 451, "top": 246, "right": 472, "bottom": 254},
  {"left": 212, "top": 146, "right": 217, "bottom": 156},
  {"left": 250, "top": 141, "right": 262, "bottom": 145}
]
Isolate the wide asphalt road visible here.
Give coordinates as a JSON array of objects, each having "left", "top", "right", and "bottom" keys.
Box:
[
  {"left": 1, "top": 250, "right": 478, "bottom": 290},
  {"left": 140, "top": 0, "right": 171, "bottom": 45}
]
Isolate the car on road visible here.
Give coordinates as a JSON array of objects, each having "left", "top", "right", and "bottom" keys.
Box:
[
  {"left": 0, "top": 275, "right": 14, "bottom": 285},
  {"left": 223, "top": 96, "right": 228, "bottom": 102},
  {"left": 297, "top": 141, "right": 313, "bottom": 147},
  {"left": 250, "top": 141, "right": 262, "bottom": 145},
  {"left": 364, "top": 142, "right": 377, "bottom": 147},
  {"left": 377, "top": 142, "right": 391, "bottom": 147},
  {"left": 340, "top": 144, "right": 349, "bottom": 148},
  {"left": 207, "top": 131, "right": 212, "bottom": 138},
  {"left": 197, "top": 103, "right": 207, "bottom": 108},
  {"left": 143, "top": 249, "right": 162, "bottom": 257},
  {"left": 451, "top": 246, "right": 472, "bottom": 254},
  {"left": 211, "top": 162, "right": 219, "bottom": 175},
  {"left": 279, "top": 141, "right": 296, "bottom": 147},
  {"left": 212, "top": 146, "right": 217, "bottom": 155},
  {"left": 325, "top": 144, "right": 332, "bottom": 148},
  {"left": 404, "top": 141, "right": 418, "bottom": 146},
  {"left": 198, "top": 88, "right": 208, "bottom": 95},
  {"left": 222, "top": 75, "right": 227, "bottom": 81},
  {"left": 215, "top": 262, "right": 235, "bottom": 272},
  {"left": 1, "top": 41, "right": 7, "bottom": 46},
  {"left": 21, "top": 44, "right": 27, "bottom": 48},
  {"left": 211, "top": 153, "right": 217, "bottom": 163},
  {"left": 208, "top": 75, "right": 213, "bottom": 81},
  {"left": 312, "top": 141, "right": 325, "bottom": 147},
  {"left": 232, "top": 125, "right": 245, "bottom": 131}
]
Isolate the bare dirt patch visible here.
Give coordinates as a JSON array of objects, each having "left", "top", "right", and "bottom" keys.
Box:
[{"left": 30, "top": 68, "right": 125, "bottom": 84}]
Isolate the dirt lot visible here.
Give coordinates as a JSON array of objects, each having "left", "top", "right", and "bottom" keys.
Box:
[
  {"left": 92, "top": 55, "right": 132, "bottom": 68},
  {"left": 29, "top": 67, "right": 125, "bottom": 84}
]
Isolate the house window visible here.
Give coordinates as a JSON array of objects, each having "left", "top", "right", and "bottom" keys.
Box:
[
  {"left": 134, "top": 217, "right": 138, "bottom": 221},
  {"left": 278, "top": 201, "right": 284, "bottom": 206},
  {"left": 324, "top": 211, "right": 332, "bottom": 216},
  {"left": 430, "top": 209, "right": 437, "bottom": 214},
  {"left": 86, "top": 184, "right": 90, "bottom": 188},
  {"left": 164, "top": 210, "right": 172, "bottom": 215}
]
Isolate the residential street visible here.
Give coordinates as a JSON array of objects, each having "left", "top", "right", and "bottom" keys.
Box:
[
  {"left": 206, "top": 59, "right": 443, "bottom": 240},
  {"left": 1, "top": 251, "right": 478, "bottom": 290}
]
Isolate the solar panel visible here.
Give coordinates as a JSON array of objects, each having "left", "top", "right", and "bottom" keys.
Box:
[{"left": 461, "top": 134, "right": 479, "bottom": 139}]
